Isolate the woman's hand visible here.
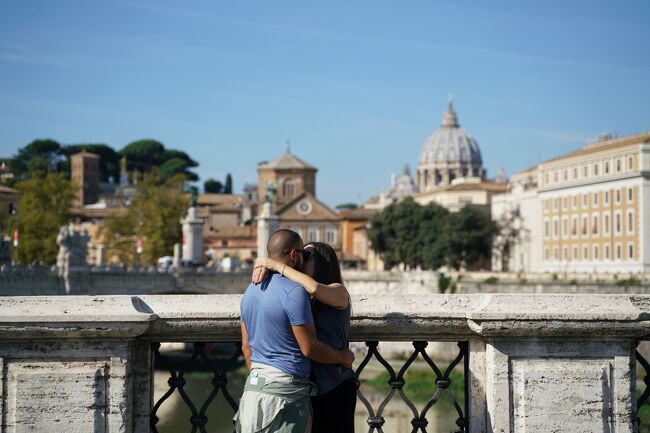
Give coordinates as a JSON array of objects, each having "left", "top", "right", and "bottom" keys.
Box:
[
  {"left": 251, "top": 257, "right": 281, "bottom": 284},
  {"left": 252, "top": 264, "right": 268, "bottom": 284}
]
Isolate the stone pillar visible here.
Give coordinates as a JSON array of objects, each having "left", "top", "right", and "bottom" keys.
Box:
[
  {"left": 466, "top": 294, "right": 644, "bottom": 433},
  {"left": 173, "top": 242, "right": 181, "bottom": 268},
  {"left": 0, "top": 296, "right": 154, "bottom": 433},
  {"left": 257, "top": 202, "right": 279, "bottom": 259},
  {"left": 181, "top": 206, "right": 204, "bottom": 265},
  {"left": 96, "top": 243, "right": 104, "bottom": 266}
]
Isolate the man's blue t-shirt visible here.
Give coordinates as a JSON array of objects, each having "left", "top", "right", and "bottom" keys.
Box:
[{"left": 240, "top": 273, "right": 314, "bottom": 378}]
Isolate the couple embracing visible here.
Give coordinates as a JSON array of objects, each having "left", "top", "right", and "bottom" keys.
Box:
[{"left": 235, "top": 229, "right": 356, "bottom": 433}]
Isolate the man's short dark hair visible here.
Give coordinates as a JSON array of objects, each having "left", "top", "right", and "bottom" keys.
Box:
[{"left": 267, "top": 229, "right": 302, "bottom": 259}]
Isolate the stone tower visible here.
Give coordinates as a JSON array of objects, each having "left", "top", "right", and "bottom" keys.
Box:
[{"left": 70, "top": 151, "right": 100, "bottom": 206}]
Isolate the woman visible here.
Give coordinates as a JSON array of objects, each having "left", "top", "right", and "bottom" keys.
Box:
[{"left": 253, "top": 242, "right": 356, "bottom": 433}]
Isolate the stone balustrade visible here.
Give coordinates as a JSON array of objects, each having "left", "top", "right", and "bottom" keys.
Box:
[{"left": 0, "top": 294, "right": 649, "bottom": 432}]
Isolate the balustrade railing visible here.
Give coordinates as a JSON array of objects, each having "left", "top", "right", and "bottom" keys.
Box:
[
  {"left": 1, "top": 293, "right": 649, "bottom": 433},
  {"left": 150, "top": 340, "right": 469, "bottom": 433}
]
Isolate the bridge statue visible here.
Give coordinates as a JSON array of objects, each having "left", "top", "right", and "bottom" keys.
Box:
[{"left": 56, "top": 224, "right": 90, "bottom": 293}]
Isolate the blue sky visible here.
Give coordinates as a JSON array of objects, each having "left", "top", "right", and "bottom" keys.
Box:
[{"left": 1, "top": 0, "right": 648, "bottom": 207}]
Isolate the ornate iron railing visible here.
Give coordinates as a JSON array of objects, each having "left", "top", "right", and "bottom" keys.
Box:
[
  {"left": 151, "top": 341, "right": 469, "bottom": 433},
  {"left": 637, "top": 348, "right": 650, "bottom": 431}
]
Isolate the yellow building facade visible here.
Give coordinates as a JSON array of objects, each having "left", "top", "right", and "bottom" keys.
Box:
[{"left": 538, "top": 132, "right": 650, "bottom": 273}]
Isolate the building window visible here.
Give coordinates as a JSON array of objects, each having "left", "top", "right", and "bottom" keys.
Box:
[
  {"left": 554, "top": 171, "right": 558, "bottom": 182},
  {"left": 605, "top": 162, "right": 610, "bottom": 174},
  {"left": 616, "top": 159, "right": 621, "bottom": 173},
  {"left": 583, "top": 166, "right": 588, "bottom": 177},
  {"left": 593, "top": 192, "right": 598, "bottom": 206},
  {"left": 563, "top": 197, "right": 568, "bottom": 209},
  {"left": 604, "top": 214, "right": 610, "bottom": 235},
  {"left": 627, "top": 210, "right": 634, "bottom": 234},
  {"left": 562, "top": 218, "right": 568, "bottom": 237},
  {"left": 604, "top": 191, "right": 609, "bottom": 205},
  {"left": 628, "top": 244, "right": 635, "bottom": 261},
  {"left": 593, "top": 164, "right": 599, "bottom": 176},
  {"left": 583, "top": 246, "right": 589, "bottom": 261},
  {"left": 308, "top": 228, "right": 319, "bottom": 242},
  {"left": 605, "top": 245, "right": 610, "bottom": 260},
  {"left": 571, "top": 217, "right": 577, "bottom": 236},
  {"left": 616, "top": 244, "right": 622, "bottom": 260},
  {"left": 628, "top": 156, "right": 634, "bottom": 170},
  {"left": 283, "top": 180, "right": 296, "bottom": 198},
  {"left": 553, "top": 219, "right": 559, "bottom": 238},
  {"left": 615, "top": 212, "right": 622, "bottom": 234},
  {"left": 593, "top": 245, "right": 599, "bottom": 260},
  {"left": 582, "top": 216, "right": 588, "bottom": 236},
  {"left": 563, "top": 170, "right": 568, "bottom": 181},
  {"left": 592, "top": 215, "right": 599, "bottom": 235},
  {"left": 572, "top": 196, "right": 577, "bottom": 208},
  {"left": 583, "top": 194, "right": 589, "bottom": 208},
  {"left": 554, "top": 248, "right": 559, "bottom": 260},
  {"left": 573, "top": 167, "right": 578, "bottom": 179},
  {"left": 615, "top": 189, "right": 621, "bottom": 203},
  {"left": 544, "top": 220, "right": 549, "bottom": 239},
  {"left": 628, "top": 187, "right": 633, "bottom": 202},
  {"left": 325, "top": 228, "right": 337, "bottom": 244},
  {"left": 563, "top": 247, "right": 568, "bottom": 261},
  {"left": 573, "top": 246, "right": 578, "bottom": 260}
]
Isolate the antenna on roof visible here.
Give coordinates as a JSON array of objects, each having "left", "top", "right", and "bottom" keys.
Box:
[{"left": 285, "top": 139, "right": 291, "bottom": 153}]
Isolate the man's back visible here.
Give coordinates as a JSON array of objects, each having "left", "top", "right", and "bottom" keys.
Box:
[{"left": 240, "top": 273, "right": 313, "bottom": 378}]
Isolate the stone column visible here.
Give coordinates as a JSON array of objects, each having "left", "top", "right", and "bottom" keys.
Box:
[
  {"left": 0, "top": 296, "right": 154, "bottom": 433},
  {"left": 257, "top": 202, "right": 279, "bottom": 259},
  {"left": 466, "top": 294, "right": 646, "bottom": 433},
  {"left": 181, "top": 206, "right": 204, "bottom": 265}
]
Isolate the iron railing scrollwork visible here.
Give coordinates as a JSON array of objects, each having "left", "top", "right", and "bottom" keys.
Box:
[
  {"left": 354, "top": 341, "right": 468, "bottom": 433},
  {"left": 150, "top": 340, "right": 469, "bottom": 433},
  {"left": 151, "top": 342, "right": 243, "bottom": 433},
  {"left": 636, "top": 347, "right": 650, "bottom": 431}
]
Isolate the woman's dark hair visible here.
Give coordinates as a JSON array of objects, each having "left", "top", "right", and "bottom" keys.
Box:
[{"left": 305, "top": 242, "right": 343, "bottom": 285}]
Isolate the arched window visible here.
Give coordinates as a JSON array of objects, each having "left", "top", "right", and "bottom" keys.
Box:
[{"left": 283, "top": 179, "right": 295, "bottom": 198}]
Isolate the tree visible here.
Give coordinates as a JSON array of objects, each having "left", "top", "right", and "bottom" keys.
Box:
[
  {"left": 10, "top": 139, "right": 65, "bottom": 179},
  {"left": 101, "top": 173, "right": 187, "bottom": 265},
  {"left": 204, "top": 178, "right": 224, "bottom": 193},
  {"left": 368, "top": 197, "right": 424, "bottom": 270},
  {"left": 119, "top": 139, "right": 199, "bottom": 182},
  {"left": 442, "top": 206, "right": 496, "bottom": 270},
  {"left": 224, "top": 173, "right": 233, "bottom": 194},
  {"left": 14, "top": 172, "right": 74, "bottom": 264},
  {"left": 61, "top": 144, "right": 121, "bottom": 182},
  {"left": 416, "top": 203, "right": 450, "bottom": 270},
  {"left": 336, "top": 202, "right": 358, "bottom": 210}
]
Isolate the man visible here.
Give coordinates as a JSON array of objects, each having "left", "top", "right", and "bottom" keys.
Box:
[{"left": 235, "top": 229, "right": 354, "bottom": 433}]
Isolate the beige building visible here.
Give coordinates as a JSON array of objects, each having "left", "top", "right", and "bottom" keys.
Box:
[
  {"left": 258, "top": 149, "right": 341, "bottom": 251},
  {"left": 491, "top": 166, "right": 540, "bottom": 273},
  {"left": 537, "top": 132, "right": 650, "bottom": 273}
]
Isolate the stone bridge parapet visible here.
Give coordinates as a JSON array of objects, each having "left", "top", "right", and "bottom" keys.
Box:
[{"left": 0, "top": 294, "right": 649, "bottom": 432}]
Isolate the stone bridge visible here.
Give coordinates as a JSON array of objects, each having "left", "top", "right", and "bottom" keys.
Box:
[{"left": 1, "top": 293, "right": 649, "bottom": 432}]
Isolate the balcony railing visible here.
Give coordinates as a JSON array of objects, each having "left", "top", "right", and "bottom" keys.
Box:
[{"left": 0, "top": 293, "right": 649, "bottom": 433}]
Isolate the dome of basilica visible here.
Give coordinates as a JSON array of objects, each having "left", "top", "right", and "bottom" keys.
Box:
[{"left": 417, "top": 101, "right": 485, "bottom": 190}]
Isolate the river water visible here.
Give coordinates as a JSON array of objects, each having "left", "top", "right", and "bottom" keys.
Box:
[{"left": 153, "top": 369, "right": 461, "bottom": 433}]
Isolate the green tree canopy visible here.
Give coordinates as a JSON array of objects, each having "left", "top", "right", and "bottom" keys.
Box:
[
  {"left": 119, "top": 139, "right": 198, "bottom": 182},
  {"left": 224, "top": 173, "right": 233, "bottom": 194},
  {"left": 204, "top": 178, "right": 224, "bottom": 193},
  {"left": 335, "top": 202, "right": 359, "bottom": 210},
  {"left": 368, "top": 199, "right": 495, "bottom": 271},
  {"left": 442, "top": 206, "right": 496, "bottom": 270},
  {"left": 61, "top": 144, "right": 121, "bottom": 182},
  {"left": 14, "top": 172, "right": 74, "bottom": 264},
  {"left": 9, "top": 139, "right": 65, "bottom": 179},
  {"left": 101, "top": 173, "right": 188, "bottom": 265}
]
